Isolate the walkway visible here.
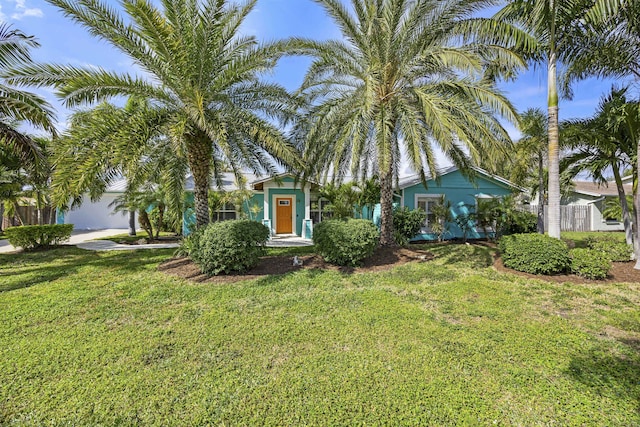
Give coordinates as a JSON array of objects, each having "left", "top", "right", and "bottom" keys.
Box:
[{"left": 0, "top": 229, "right": 312, "bottom": 253}]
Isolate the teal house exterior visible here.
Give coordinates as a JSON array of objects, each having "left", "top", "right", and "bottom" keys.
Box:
[
  {"left": 398, "top": 166, "right": 521, "bottom": 241},
  {"left": 183, "top": 173, "right": 322, "bottom": 238},
  {"left": 183, "top": 167, "right": 521, "bottom": 241}
]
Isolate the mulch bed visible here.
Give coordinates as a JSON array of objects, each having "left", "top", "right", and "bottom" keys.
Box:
[
  {"left": 158, "top": 246, "right": 433, "bottom": 284},
  {"left": 493, "top": 255, "right": 640, "bottom": 284},
  {"left": 158, "top": 242, "right": 640, "bottom": 285}
]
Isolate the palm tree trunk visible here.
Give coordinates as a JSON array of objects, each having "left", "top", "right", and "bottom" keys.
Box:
[
  {"left": 634, "top": 136, "right": 640, "bottom": 269},
  {"left": 128, "top": 210, "right": 136, "bottom": 236},
  {"left": 187, "top": 137, "right": 212, "bottom": 229},
  {"left": 379, "top": 169, "right": 394, "bottom": 245},
  {"left": 612, "top": 165, "right": 633, "bottom": 248},
  {"left": 537, "top": 153, "right": 545, "bottom": 234},
  {"left": 547, "top": 18, "right": 561, "bottom": 240}
]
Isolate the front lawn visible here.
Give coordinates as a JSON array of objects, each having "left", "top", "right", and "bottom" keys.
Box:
[{"left": 1, "top": 245, "right": 639, "bottom": 425}]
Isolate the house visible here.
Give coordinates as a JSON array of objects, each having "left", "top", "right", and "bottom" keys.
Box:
[
  {"left": 182, "top": 173, "right": 322, "bottom": 238},
  {"left": 183, "top": 167, "right": 522, "bottom": 240},
  {"left": 397, "top": 166, "right": 521, "bottom": 240},
  {"left": 58, "top": 167, "right": 522, "bottom": 240},
  {"left": 549, "top": 180, "right": 631, "bottom": 232}
]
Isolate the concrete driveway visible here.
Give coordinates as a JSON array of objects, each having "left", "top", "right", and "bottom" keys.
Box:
[{"left": 0, "top": 229, "right": 131, "bottom": 254}]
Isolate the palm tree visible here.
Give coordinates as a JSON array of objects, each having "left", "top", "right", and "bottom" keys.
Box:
[
  {"left": 496, "top": 0, "right": 594, "bottom": 240},
  {"left": 8, "top": 0, "right": 300, "bottom": 229},
  {"left": 296, "top": 0, "right": 526, "bottom": 245},
  {"left": 53, "top": 99, "right": 189, "bottom": 234},
  {"left": 510, "top": 108, "right": 548, "bottom": 233},
  {"left": 0, "top": 24, "right": 56, "bottom": 162},
  {"left": 565, "top": 0, "right": 640, "bottom": 267},
  {"left": 561, "top": 87, "right": 637, "bottom": 247}
]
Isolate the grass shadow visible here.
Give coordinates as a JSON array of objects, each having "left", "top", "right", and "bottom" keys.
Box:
[
  {"left": 0, "top": 247, "right": 174, "bottom": 293},
  {"left": 567, "top": 349, "right": 640, "bottom": 409}
]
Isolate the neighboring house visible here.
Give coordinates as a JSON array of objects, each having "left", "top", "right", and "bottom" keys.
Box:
[
  {"left": 558, "top": 180, "right": 631, "bottom": 232},
  {"left": 58, "top": 167, "right": 523, "bottom": 240},
  {"left": 527, "top": 180, "right": 632, "bottom": 232}
]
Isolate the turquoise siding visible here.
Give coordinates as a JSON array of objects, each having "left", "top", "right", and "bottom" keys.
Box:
[
  {"left": 402, "top": 170, "right": 514, "bottom": 241},
  {"left": 242, "top": 193, "right": 264, "bottom": 222},
  {"left": 267, "top": 187, "right": 305, "bottom": 235}
]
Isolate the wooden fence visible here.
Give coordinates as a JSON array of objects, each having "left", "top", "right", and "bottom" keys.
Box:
[{"left": 520, "top": 205, "right": 591, "bottom": 232}]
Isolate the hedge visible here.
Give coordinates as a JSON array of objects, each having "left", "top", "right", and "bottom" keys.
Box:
[
  {"left": 499, "top": 233, "right": 570, "bottom": 275},
  {"left": 4, "top": 224, "right": 74, "bottom": 251},
  {"left": 190, "top": 220, "right": 270, "bottom": 275},
  {"left": 313, "top": 219, "right": 379, "bottom": 266},
  {"left": 570, "top": 248, "right": 612, "bottom": 280}
]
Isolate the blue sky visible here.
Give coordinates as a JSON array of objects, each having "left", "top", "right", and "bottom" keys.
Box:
[{"left": 3, "top": 0, "right": 627, "bottom": 141}]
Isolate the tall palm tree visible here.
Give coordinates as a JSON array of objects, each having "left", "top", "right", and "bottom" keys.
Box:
[
  {"left": 296, "top": 0, "right": 527, "bottom": 245},
  {"left": 0, "top": 24, "right": 56, "bottom": 162},
  {"left": 496, "top": 0, "right": 594, "bottom": 240},
  {"left": 561, "top": 87, "right": 637, "bottom": 247},
  {"left": 511, "top": 108, "right": 548, "bottom": 233},
  {"left": 9, "top": 0, "right": 300, "bottom": 228}
]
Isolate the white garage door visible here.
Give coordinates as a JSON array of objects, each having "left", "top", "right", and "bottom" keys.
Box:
[{"left": 64, "top": 194, "right": 137, "bottom": 230}]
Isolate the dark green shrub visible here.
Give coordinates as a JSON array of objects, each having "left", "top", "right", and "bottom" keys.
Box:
[
  {"left": 499, "top": 233, "right": 570, "bottom": 275},
  {"left": 392, "top": 207, "right": 426, "bottom": 245},
  {"left": 501, "top": 210, "right": 537, "bottom": 235},
  {"left": 313, "top": 219, "right": 379, "bottom": 266},
  {"left": 570, "top": 248, "right": 611, "bottom": 280},
  {"left": 587, "top": 237, "right": 632, "bottom": 262},
  {"left": 4, "top": 224, "right": 74, "bottom": 251},
  {"left": 190, "top": 220, "right": 270, "bottom": 275}
]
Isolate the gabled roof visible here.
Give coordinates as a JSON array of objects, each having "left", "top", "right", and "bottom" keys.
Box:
[
  {"left": 398, "top": 166, "right": 521, "bottom": 191},
  {"left": 572, "top": 181, "right": 632, "bottom": 198}
]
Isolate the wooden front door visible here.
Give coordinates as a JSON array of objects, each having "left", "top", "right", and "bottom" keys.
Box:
[{"left": 276, "top": 198, "right": 293, "bottom": 234}]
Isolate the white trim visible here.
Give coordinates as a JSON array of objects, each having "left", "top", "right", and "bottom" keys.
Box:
[
  {"left": 272, "top": 194, "right": 296, "bottom": 235},
  {"left": 304, "top": 186, "right": 311, "bottom": 219},
  {"left": 414, "top": 193, "right": 444, "bottom": 233}
]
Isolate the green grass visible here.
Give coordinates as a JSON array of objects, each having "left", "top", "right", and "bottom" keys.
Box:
[
  {"left": 562, "top": 231, "right": 626, "bottom": 248},
  {"left": 1, "top": 244, "right": 639, "bottom": 425}
]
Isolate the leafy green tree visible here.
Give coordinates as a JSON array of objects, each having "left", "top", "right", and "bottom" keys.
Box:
[
  {"left": 496, "top": 0, "right": 594, "bottom": 240},
  {"left": 561, "top": 87, "right": 637, "bottom": 247},
  {"left": 0, "top": 24, "right": 56, "bottom": 163},
  {"left": 9, "top": 0, "right": 300, "bottom": 229},
  {"left": 296, "top": 0, "right": 525, "bottom": 245},
  {"left": 319, "top": 182, "right": 360, "bottom": 219}
]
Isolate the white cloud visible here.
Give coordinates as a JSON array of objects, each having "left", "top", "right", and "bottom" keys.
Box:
[{"left": 3, "top": 0, "right": 43, "bottom": 21}]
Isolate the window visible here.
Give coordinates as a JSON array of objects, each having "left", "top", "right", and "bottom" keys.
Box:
[
  {"left": 416, "top": 195, "right": 443, "bottom": 232},
  {"left": 212, "top": 202, "right": 237, "bottom": 222},
  {"left": 310, "top": 197, "right": 332, "bottom": 224}
]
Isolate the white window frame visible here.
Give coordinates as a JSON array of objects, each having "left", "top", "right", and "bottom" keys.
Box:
[
  {"left": 415, "top": 194, "right": 444, "bottom": 233},
  {"left": 212, "top": 201, "right": 237, "bottom": 222},
  {"left": 310, "top": 196, "right": 331, "bottom": 224}
]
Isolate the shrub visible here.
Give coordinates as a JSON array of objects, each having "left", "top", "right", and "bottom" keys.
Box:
[
  {"left": 190, "top": 220, "right": 270, "bottom": 275},
  {"left": 587, "top": 237, "right": 632, "bottom": 262},
  {"left": 570, "top": 248, "right": 612, "bottom": 280},
  {"left": 392, "top": 207, "right": 426, "bottom": 245},
  {"left": 313, "top": 219, "right": 379, "bottom": 266},
  {"left": 501, "top": 210, "right": 537, "bottom": 235},
  {"left": 4, "top": 224, "right": 74, "bottom": 251},
  {"left": 174, "top": 229, "right": 203, "bottom": 258},
  {"left": 499, "top": 233, "right": 570, "bottom": 275}
]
